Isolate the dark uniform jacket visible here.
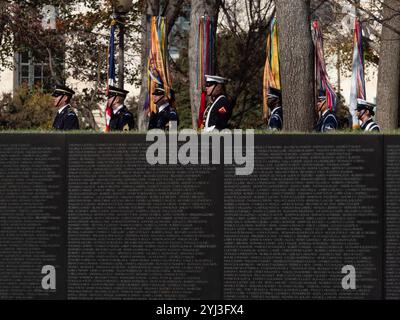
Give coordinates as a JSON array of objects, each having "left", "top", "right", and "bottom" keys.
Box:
[
  {"left": 203, "top": 94, "right": 232, "bottom": 132},
  {"left": 53, "top": 105, "right": 79, "bottom": 131},
  {"left": 148, "top": 103, "right": 179, "bottom": 131},
  {"left": 110, "top": 105, "right": 134, "bottom": 131},
  {"left": 361, "top": 118, "right": 380, "bottom": 132},
  {"left": 268, "top": 106, "right": 283, "bottom": 131},
  {"left": 314, "top": 110, "right": 338, "bottom": 133}
]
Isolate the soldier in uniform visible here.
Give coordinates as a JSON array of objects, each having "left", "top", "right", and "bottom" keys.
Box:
[
  {"left": 107, "top": 85, "right": 134, "bottom": 131},
  {"left": 202, "top": 75, "right": 233, "bottom": 132},
  {"left": 314, "top": 90, "right": 338, "bottom": 133},
  {"left": 356, "top": 99, "right": 380, "bottom": 132},
  {"left": 52, "top": 84, "right": 79, "bottom": 131},
  {"left": 148, "top": 86, "right": 179, "bottom": 131},
  {"left": 267, "top": 87, "right": 283, "bottom": 131}
]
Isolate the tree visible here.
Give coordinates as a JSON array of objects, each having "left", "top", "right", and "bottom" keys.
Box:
[
  {"left": 275, "top": 0, "right": 314, "bottom": 132},
  {"left": 376, "top": 0, "right": 400, "bottom": 130},
  {"left": 188, "top": 0, "right": 220, "bottom": 129},
  {"left": 0, "top": 85, "right": 54, "bottom": 130}
]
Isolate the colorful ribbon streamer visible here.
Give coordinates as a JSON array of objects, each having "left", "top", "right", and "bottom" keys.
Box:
[
  {"left": 263, "top": 17, "right": 281, "bottom": 120},
  {"left": 312, "top": 20, "right": 337, "bottom": 111},
  {"left": 146, "top": 16, "right": 172, "bottom": 114},
  {"left": 350, "top": 17, "right": 366, "bottom": 129}
]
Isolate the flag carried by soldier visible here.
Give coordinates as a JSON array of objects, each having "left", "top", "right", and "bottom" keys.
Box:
[
  {"left": 263, "top": 16, "right": 281, "bottom": 120},
  {"left": 350, "top": 17, "right": 366, "bottom": 129},
  {"left": 312, "top": 20, "right": 337, "bottom": 112},
  {"left": 146, "top": 16, "right": 172, "bottom": 115}
]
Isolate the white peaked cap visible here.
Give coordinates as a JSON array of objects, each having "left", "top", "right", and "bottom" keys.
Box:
[
  {"left": 357, "top": 98, "right": 376, "bottom": 108},
  {"left": 205, "top": 75, "right": 229, "bottom": 84}
]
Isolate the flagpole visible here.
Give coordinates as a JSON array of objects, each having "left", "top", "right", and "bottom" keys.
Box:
[
  {"left": 112, "top": 0, "right": 133, "bottom": 90},
  {"left": 118, "top": 17, "right": 125, "bottom": 89}
]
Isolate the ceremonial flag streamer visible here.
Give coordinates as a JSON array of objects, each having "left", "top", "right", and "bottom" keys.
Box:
[
  {"left": 105, "top": 19, "right": 117, "bottom": 132},
  {"left": 146, "top": 16, "right": 172, "bottom": 114},
  {"left": 263, "top": 17, "right": 281, "bottom": 119},
  {"left": 350, "top": 17, "right": 366, "bottom": 129},
  {"left": 312, "top": 20, "right": 337, "bottom": 111},
  {"left": 196, "top": 15, "right": 215, "bottom": 128}
]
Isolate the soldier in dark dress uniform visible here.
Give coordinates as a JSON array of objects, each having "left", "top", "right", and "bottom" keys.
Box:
[
  {"left": 314, "top": 90, "right": 338, "bottom": 133},
  {"left": 52, "top": 85, "right": 79, "bottom": 131},
  {"left": 202, "top": 75, "right": 233, "bottom": 132},
  {"left": 267, "top": 87, "right": 283, "bottom": 131},
  {"left": 356, "top": 99, "right": 380, "bottom": 132},
  {"left": 148, "top": 87, "right": 179, "bottom": 131},
  {"left": 107, "top": 86, "right": 134, "bottom": 132}
]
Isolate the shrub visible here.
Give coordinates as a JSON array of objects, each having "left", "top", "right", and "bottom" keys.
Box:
[{"left": 0, "top": 85, "right": 54, "bottom": 130}]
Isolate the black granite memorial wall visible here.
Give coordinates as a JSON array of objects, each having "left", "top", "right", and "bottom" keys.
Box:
[{"left": 0, "top": 134, "right": 397, "bottom": 300}]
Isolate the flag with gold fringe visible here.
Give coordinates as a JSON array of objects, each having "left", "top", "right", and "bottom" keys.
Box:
[
  {"left": 350, "top": 17, "right": 366, "bottom": 129},
  {"left": 312, "top": 20, "right": 337, "bottom": 111},
  {"left": 263, "top": 17, "right": 281, "bottom": 120},
  {"left": 146, "top": 16, "right": 172, "bottom": 114},
  {"left": 196, "top": 15, "right": 215, "bottom": 128}
]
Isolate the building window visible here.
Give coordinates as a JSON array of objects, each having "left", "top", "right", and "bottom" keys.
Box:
[{"left": 16, "top": 51, "right": 60, "bottom": 91}]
